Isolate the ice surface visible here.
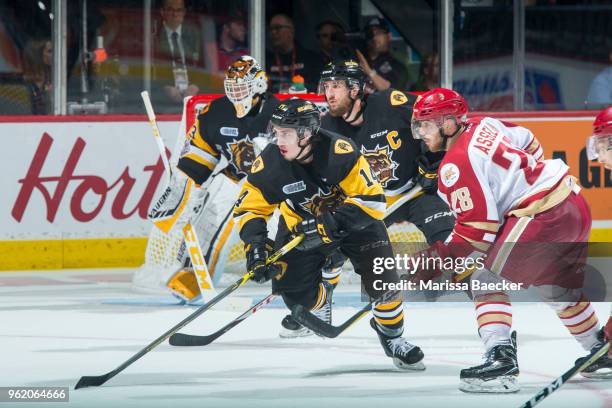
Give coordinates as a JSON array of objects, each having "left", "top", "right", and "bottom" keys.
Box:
[{"left": 1, "top": 268, "right": 611, "bottom": 408}]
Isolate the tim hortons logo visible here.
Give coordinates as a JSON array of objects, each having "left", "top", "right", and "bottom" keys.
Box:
[{"left": 12, "top": 132, "right": 166, "bottom": 223}]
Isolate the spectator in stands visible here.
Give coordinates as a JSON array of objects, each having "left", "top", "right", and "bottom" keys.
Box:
[
  {"left": 23, "top": 39, "right": 52, "bottom": 115},
  {"left": 316, "top": 20, "right": 348, "bottom": 66},
  {"left": 266, "top": 13, "right": 320, "bottom": 93},
  {"left": 216, "top": 12, "right": 248, "bottom": 73},
  {"left": 411, "top": 52, "right": 439, "bottom": 92},
  {"left": 355, "top": 17, "right": 409, "bottom": 91},
  {"left": 152, "top": 0, "right": 201, "bottom": 112},
  {"left": 586, "top": 52, "right": 612, "bottom": 108}
]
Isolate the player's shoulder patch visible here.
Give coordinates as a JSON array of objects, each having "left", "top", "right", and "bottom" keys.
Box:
[
  {"left": 334, "top": 139, "right": 354, "bottom": 154},
  {"left": 439, "top": 162, "right": 460, "bottom": 188},
  {"left": 251, "top": 156, "right": 264, "bottom": 173},
  {"left": 390, "top": 90, "right": 409, "bottom": 106}
]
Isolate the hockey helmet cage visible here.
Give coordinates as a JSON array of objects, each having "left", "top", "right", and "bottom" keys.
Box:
[{"left": 224, "top": 55, "right": 268, "bottom": 118}]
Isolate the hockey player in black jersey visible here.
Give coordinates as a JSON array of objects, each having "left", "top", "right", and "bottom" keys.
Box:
[
  {"left": 317, "top": 61, "right": 520, "bottom": 393},
  {"left": 148, "top": 56, "right": 280, "bottom": 301},
  {"left": 234, "top": 98, "right": 425, "bottom": 370}
]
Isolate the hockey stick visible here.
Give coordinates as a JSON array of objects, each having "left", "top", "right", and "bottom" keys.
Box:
[
  {"left": 291, "top": 290, "right": 399, "bottom": 339},
  {"left": 141, "top": 91, "right": 172, "bottom": 183},
  {"left": 74, "top": 234, "right": 303, "bottom": 389},
  {"left": 518, "top": 342, "right": 610, "bottom": 408},
  {"left": 141, "top": 91, "right": 215, "bottom": 295},
  {"left": 168, "top": 293, "right": 276, "bottom": 346},
  {"left": 292, "top": 262, "right": 479, "bottom": 339}
]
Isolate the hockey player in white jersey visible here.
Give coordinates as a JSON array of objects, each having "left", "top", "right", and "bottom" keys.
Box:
[{"left": 410, "top": 88, "right": 612, "bottom": 392}]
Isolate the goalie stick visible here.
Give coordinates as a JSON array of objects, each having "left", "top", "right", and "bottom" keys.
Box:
[
  {"left": 74, "top": 234, "right": 303, "bottom": 389},
  {"left": 518, "top": 342, "right": 611, "bottom": 408},
  {"left": 141, "top": 91, "right": 215, "bottom": 297}
]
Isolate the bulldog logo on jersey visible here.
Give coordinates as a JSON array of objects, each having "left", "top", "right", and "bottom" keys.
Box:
[
  {"left": 299, "top": 185, "right": 347, "bottom": 216},
  {"left": 360, "top": 145, "right": 399, "bottom": 187},
  {"left": 227, "top": 137, "right": 256, "bottom": 176}
]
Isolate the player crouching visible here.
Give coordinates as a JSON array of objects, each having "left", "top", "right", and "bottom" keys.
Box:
[
  {"left": 410, "top": 88, "right": 612, "bottom": 392},
  {"left": 233, "top": 98, "right": 424, "bottom": 370}
]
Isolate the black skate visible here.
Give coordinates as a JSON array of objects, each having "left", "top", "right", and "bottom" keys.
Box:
[
  {"left": 579, "top": 329, "right": 612, "bottom": 379},
  {"left": 459, "top": 331, "right": 519, "bottom": 393},
  {"left": 370, "top": 318, "right": 425, "bottom": 370},
  {"left": 280, "top": 281, "right": 333, "bottom": 338},
  {"left": 279, "top": 314, "right": 313, "bottom": 338}
]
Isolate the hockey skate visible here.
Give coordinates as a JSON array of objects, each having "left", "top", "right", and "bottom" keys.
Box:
[
  {"left": 280, "top": 281, "right": 333, "bottom": 338},
  {"left": 459, "top": 331, "right": 519, "bottom": 393},
  {"left": 370, "top": 318, "right": 425, "bottom": 370},
  {"left": 579, "top": 329, "right": 612, "bottom": 379}
]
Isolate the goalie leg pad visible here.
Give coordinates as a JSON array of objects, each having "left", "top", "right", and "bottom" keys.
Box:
[{"left": 166, "top": 268, "right": 201, "bottom": 302}]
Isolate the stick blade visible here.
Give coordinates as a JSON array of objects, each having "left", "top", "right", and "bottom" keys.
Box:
[
  {"left": 291, "top": 304, "right": 340, "bottom": 338},
  {"left": 169, "top": 332, "right": 213, "bottom": 347},
  {"left": 74, "top": 373, "right": 112, "bottom": 389}
]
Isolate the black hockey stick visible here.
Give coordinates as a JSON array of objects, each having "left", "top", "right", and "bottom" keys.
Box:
[
  {"left": 519, "top": 342, "right": 610, "bottom": 408},
  {"left": 291, "top": 290, "right": 399, "bottom": 339},
  {"left": 74, "top": 234, "right": 302, "bottom": 389},
  {"left": 291, "top": 302, "right": 370, "bottom": 338},
  {"left": 168, "top": 293, "right": 276, "bottom": 346}
]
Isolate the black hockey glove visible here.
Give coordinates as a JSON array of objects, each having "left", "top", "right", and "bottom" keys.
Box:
[
  {"left": 416, "top": 154, "right": 442, "bottom": 193},
  {"left": 293, "top": 212, "right": 348, "bottom": 251},
  {"left": 246, "top": 242, "right": 281, "bottom": 283}
]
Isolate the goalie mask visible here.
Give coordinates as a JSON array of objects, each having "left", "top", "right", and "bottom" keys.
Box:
[
  {"left": 586, "top": 106, "right": 612, "bottom": 169},
  {"left": 266, "top": 98, "right": 321, "bottom": 162},
  {"left": 224, "top": 55, "right": 268, "bottom": 118}
]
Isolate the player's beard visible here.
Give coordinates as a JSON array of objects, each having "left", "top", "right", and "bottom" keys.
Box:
[{"left": 327, "top": 96, "right": 352, "bottom": 117}]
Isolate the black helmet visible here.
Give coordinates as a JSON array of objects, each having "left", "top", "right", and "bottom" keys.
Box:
[
  {"left": 317, "top": 59, "right": 367, "bottom": 98},
  {"left": 267, "top": 98, "right": 321, "bottom": 140}
]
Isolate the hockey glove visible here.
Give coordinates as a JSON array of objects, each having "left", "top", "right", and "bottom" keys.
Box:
[
  {"left": 246, "top": 242, "right": 282, "bottom": 283},
  {"left": 293, "top": 212, "right": 348, "bottom": 251},
  {"left": 148, "top": 172, "right": 198, "bottom": 233},
  {"left": 415, "top": 153, "right": 442, "bottom": 193}
]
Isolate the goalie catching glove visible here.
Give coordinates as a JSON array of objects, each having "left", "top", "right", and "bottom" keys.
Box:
[
  {"left": 292, "top": 212, "right": 348, "bottom": 251},
  {"left": 246, "top": 241, "right": 282, "bottom": 283}
]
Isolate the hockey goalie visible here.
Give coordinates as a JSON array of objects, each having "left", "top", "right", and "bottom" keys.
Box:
[{"left": 134, "top": 56, "right": 281, "bottom": 302}]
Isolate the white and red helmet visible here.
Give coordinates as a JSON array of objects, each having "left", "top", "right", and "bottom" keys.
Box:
[
  {"left": 586, "top": 106, "right": 612, "bottom": 161},
  {"left": 411, "top": 88, "right": 468, "bottom": 139},
  {"left": 224, "top": 55, "right": 268, "bottom": 118}
]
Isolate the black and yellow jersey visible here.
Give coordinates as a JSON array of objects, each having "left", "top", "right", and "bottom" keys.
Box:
[
  {"left": 177, "top": 94, "right": 280, "bottom": 186},
  {"left": 233, "top": 131, "right": 386, "bottom": 247},
  {"left": 321, "top": 89, "right": 422, "bottom": 207}
]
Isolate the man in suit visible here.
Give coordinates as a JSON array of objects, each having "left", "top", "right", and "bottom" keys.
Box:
[{"left": 152, "top": 0, "right": 202, "bottom": 112}]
